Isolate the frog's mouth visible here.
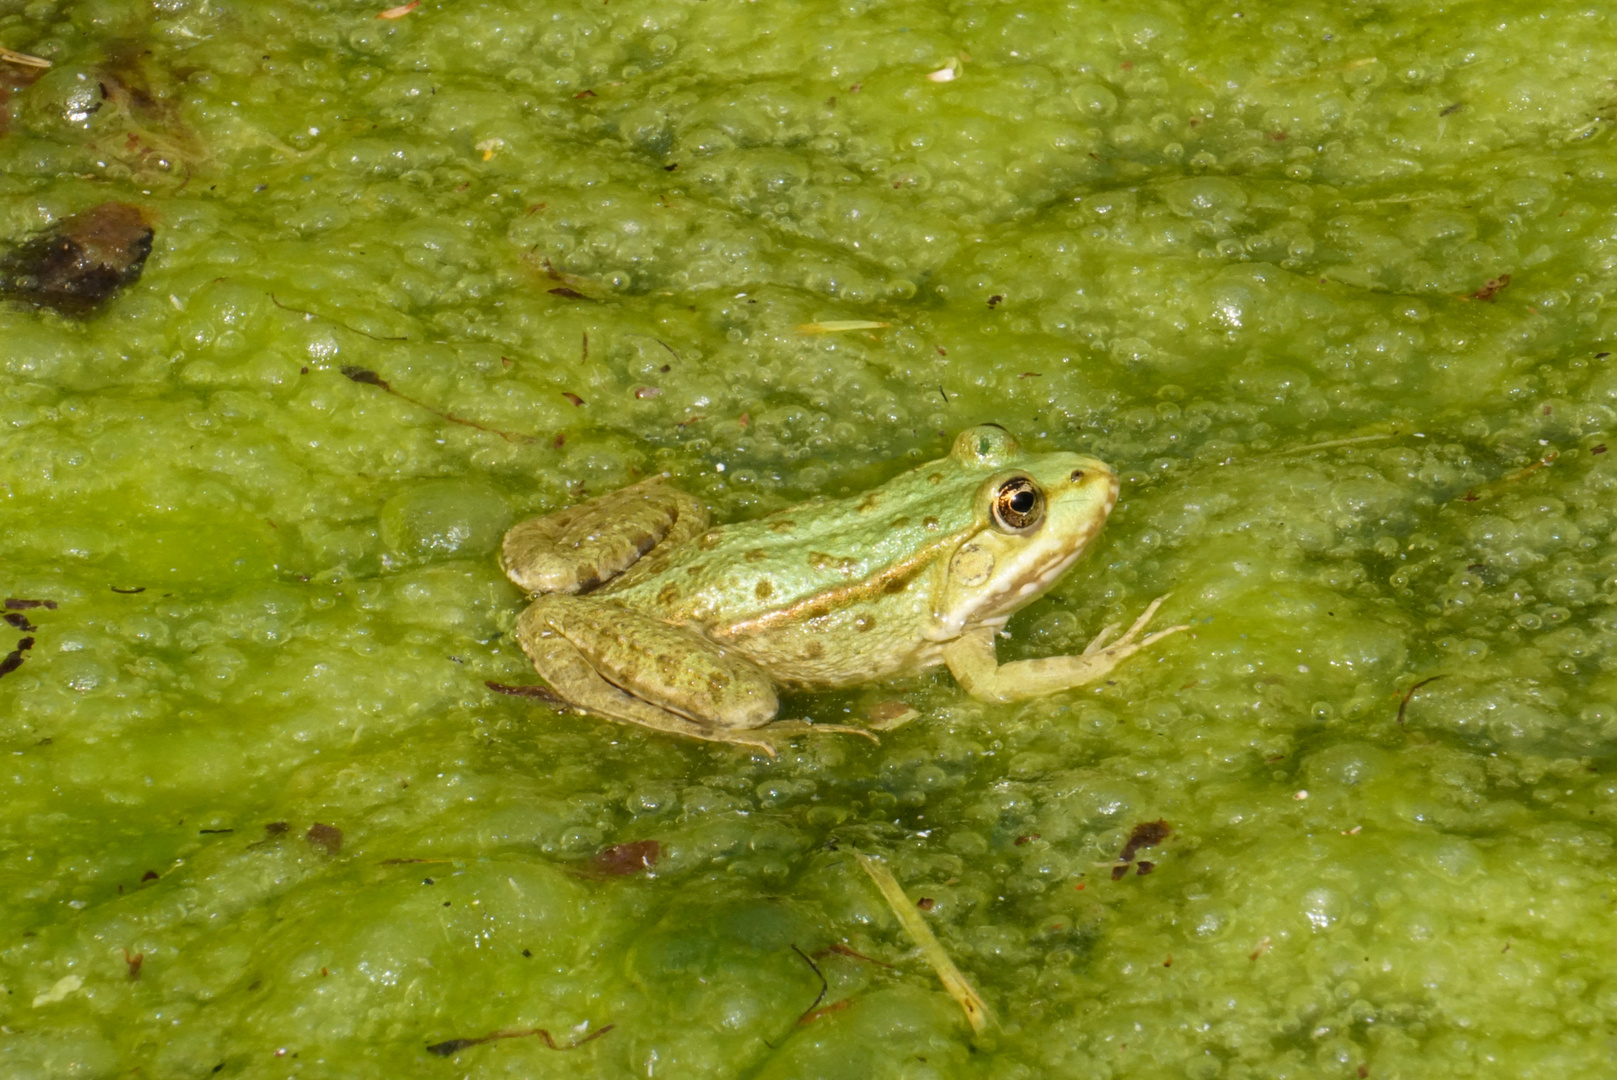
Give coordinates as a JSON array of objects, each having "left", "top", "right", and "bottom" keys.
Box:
[{"left": 1022, "top": 511, "right": 1110, "bottom": 598}]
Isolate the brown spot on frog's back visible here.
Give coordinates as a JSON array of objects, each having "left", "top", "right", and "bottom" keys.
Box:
[
  {"left": 927, "top": 472, "right": 944, "bottom": 485},
  {"left": 744, "top": 548, "right": 769, "bottom": 563},
  {"left": 768, "top": 519, "right": 796, "bottom": 534},
  {"left": 657, "top": 583, "right": 681, "bottom": 606},
  {"left": 923, "top": 516, "right": 940, "bottom": 530},
  {"left": 698, "top": 531, "right": 722, "bottom": 550},
  {"left": 809, "top": 552, "right": 859, "bottom": 574},
  {"left": 889, "top": 516, "right": 910, "bottom": 530},
  {"left": 755, "top": 579, "right": 774, "bottom": 600},
  {"left": 858, "top": 492, "right": 882, "bottom": 512},
  {"left": 803, "top": 641, "right": 825, "bottom": 660},
  {"left": 854, "top": 614, "right": 876, "bottom": 632}
]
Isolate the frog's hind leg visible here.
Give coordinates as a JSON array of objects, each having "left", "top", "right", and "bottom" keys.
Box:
[
  {"left": 515, "top": 595, "right": 785, "bottom": 755},
  {"left": 501, "top": 478, "right": 709, "bottom": 596}
]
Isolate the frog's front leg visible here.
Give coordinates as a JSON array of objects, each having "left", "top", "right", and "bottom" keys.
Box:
[
  {"left": 942, "top": 596, "right": 1187, "bottom": 704},
  {"left": 516, "top": 594, "right": 791, "bottom": 754},
  {"left": 501, "top": 478, "right": 710, "bottom": 595}
]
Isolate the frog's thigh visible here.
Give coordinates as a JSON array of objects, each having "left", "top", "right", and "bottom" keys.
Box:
[
  {"left": 502, "top": 479, "right": 709, "bottom": 595},
  {"left": 943, "top": 601, "right": 1187, "bottom": 704},
  {"left": 518, "top": 595, "right": 779, "bottom": 739}
]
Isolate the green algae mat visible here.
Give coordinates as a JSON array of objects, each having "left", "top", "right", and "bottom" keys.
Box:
[{"left": 4, "top": 0, "right": 1617, "bottom": 1076}]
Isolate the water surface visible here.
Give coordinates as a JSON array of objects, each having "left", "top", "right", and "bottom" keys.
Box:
[{"left": 2, "top": 1, "right": 1615, "bottom": 1076}]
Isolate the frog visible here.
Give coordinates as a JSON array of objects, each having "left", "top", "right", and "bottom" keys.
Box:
[{"left": 498, "top": 425, "right": 1185, "bottom": 755}]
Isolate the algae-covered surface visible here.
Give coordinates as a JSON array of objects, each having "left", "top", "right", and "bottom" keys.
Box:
[{"left": 4, "top": 0, "right": 1617, "bottom": 1076}]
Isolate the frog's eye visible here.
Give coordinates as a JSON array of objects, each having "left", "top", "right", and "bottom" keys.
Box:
[{"left": 992, "top": 476, "right": 1044, "bottom": 532}]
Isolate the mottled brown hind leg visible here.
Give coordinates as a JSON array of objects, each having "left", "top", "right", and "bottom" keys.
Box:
[
  {"left": 516, "top": 627, "right": 784, "bottom": 755},
  {"left": 512, "top": 597, "right": 879, "bottom": 755}
]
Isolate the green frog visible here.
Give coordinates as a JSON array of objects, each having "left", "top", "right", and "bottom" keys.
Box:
[{"left": 499, "top": 425, "right": 1184, "bottom": 755}]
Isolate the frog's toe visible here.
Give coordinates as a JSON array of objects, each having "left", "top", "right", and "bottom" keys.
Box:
[
  {"left": 1107, "top": 594, "right": 1179, "bottom": 649},
  {"left": 710, "top": 731, "right": 780, "bottom": 757},
  {"left": 1080, "top": 621, "right": 1122, "bottom": 656},
  {"left": 1134, "top": 624, "right": 1189, "bottom": 650},
  {"left": 764, "top": 720, "right": 881, "bottom": 745}
]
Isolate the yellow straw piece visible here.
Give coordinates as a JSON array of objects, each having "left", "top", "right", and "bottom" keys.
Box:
[
  {"left": 0, "top": 46, "right": 52, "bottom": 68},
  {"left": 855, "top": 854, "right": 989, "bottom": 1034},
  {"left": 796, "top": 320, "right": 891, "bottom": 334}
]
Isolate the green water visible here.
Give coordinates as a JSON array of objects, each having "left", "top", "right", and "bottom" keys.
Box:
[{"left": 3, "top": 0, "right": 1617, "bottom": 1076}]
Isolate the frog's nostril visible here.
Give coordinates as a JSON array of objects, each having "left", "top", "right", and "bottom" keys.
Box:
[{"left": 1069, "top": 469, "right": 1085, "bottom": 483}]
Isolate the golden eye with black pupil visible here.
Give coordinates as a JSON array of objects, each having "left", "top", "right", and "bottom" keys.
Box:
[{"left": 992, "top": 476, "right": 1044, "bottom": 531}]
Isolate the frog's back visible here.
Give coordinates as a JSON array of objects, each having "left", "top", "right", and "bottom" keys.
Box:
[{"left": 605, "top": 464, "right": 984, "bottom": 630}]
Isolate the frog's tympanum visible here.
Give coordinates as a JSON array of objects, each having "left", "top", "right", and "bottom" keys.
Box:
[{"left": 500, "top": 426, "right": 1184, "bottom": 754}]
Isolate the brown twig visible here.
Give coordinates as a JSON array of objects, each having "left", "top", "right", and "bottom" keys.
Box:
[
  {"left": 792, "top": 945, "right": 829, "bottom": 1025},
  {"left": 815, "top": 942, "right": 896, "bottom": 969},
  {"left": 1397, "top": 675, "right": 1447, "bottom": 725},
  {"left": 341, "top": 367, "right": 541, "bottom": 445},
  {"left": 486, "top": 680, "right": 568, "bottom": 706},
  {"left": 799, "top": 999, "right": 851, "bottom": 1025},
  {"left": 269, "top": 294, "right": 407, "bottom": 341},
  {"left": 426, "top": 1024, "right": 613, "bottom": 1057}
]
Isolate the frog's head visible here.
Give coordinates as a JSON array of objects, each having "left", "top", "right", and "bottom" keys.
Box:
[{"left": 933, "top": 425, "right": 1118, "bottom": 635}]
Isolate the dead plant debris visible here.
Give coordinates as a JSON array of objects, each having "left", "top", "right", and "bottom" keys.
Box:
[
  {"left": 269, "top": 294, "right": 406, "bottom": 342},
  {"left": 1397, "top": 675, "right": 1447, "bottom": 725},
  {"left": 486, "top": 680, "right": 568, "bottom": 706},
  {"left": 426, "top": 1024, "right": 613, "bottom": 1057},
  {"left": 306, "top": 823, "right": 343, "bottom": 855},
  {"left": 813, "top": 942, "right": 894, "bottom": 969},
  {"left": 0, "top": 203, "right": 153, "bottom": 315},
  {"left": 340, "top": 366, "right": 541, "bottom": 445},
  {"left": 582, "top": 840, "right": 661, "bottom": 878},
  {"left": 791, "top": 944, "right": 829, "bottom": 1024},
  {"left": 0, "top": 635, "right": 35, "bottom": 678},
  {"left": 1464, "top": 273, "right": 1511, "bottom": 302},
  {"left": 1119, "top": 820, "right": 1170, "bottom": 862},
  {"left": 855, "top": 854, "right": 988, "bottom": 1034}
]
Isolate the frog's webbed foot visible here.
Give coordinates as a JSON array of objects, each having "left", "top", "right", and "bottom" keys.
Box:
[
  {"left": 501, "top": 477, "right": 709, "bottom": 596},
  {"left": 942, "top": 594, "right": 1187, "bottom": 704}
]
